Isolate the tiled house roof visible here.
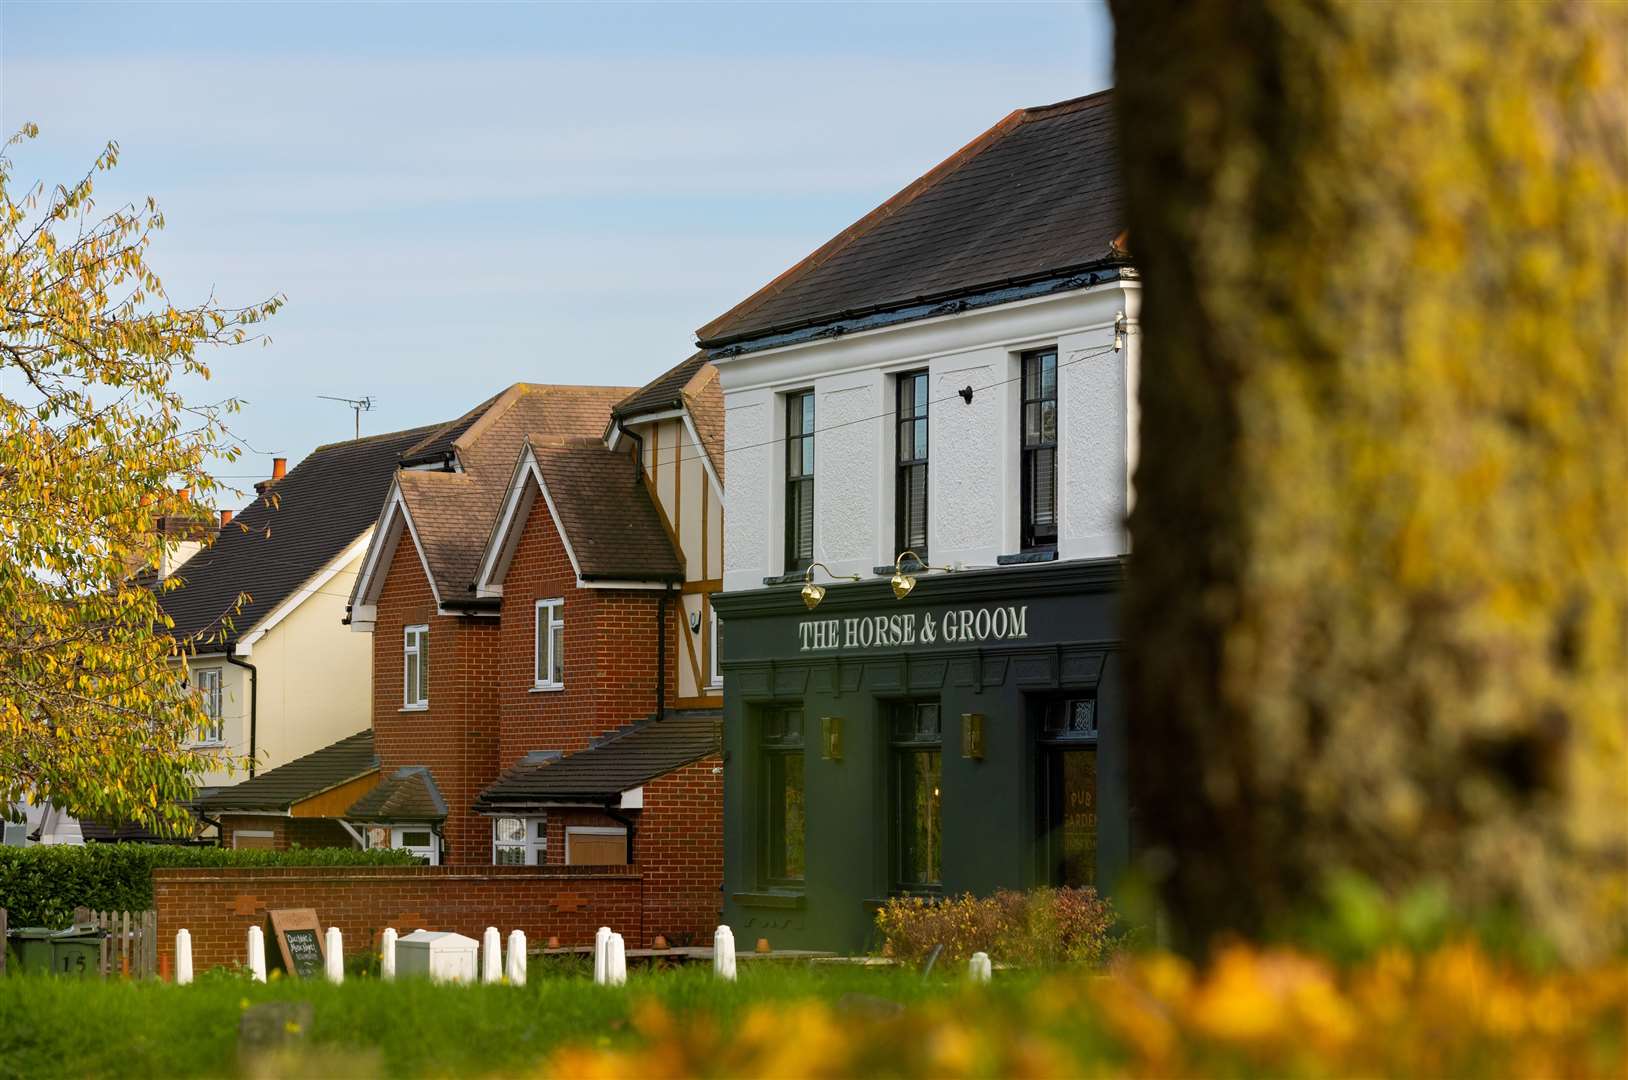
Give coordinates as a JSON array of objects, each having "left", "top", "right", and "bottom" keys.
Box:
[
  {"left": 531, "top": 438, "right": 684, "bottom": 581},
  {"left": 474, "top": 713, "right": 720, "bottom": 809},
  {"left": 394, "top": 384, "right": 633, "bottom": 600},
  {"left": 159, "top": 425, "right": 439, "bottom": 647},
  {"left": 609, "top": 351, "right": 725, "bottom": 481},
  {"left": 346, "top": 766, "right": 448, "bottom": 821},
  {"left": 195, "top": 730, "right": 377, "bottom": 812},
  {"left": 696, "top": 90, "right": 1124, "bottom": 348}
]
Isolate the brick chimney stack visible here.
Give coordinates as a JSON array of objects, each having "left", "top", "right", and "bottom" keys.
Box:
[{"left": 220, "top": 509, "right": 234, "bottom": 527}]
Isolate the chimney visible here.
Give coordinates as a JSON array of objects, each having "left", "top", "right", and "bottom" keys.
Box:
[
  {"left": 220, "top": 509, "right": 234, "bottom": 527},
  {"left": 255, "top": 457, "right": 288, "bottom": 496},
  {"left": 177, "top": 486, "right": 191, "bottom": 503}
]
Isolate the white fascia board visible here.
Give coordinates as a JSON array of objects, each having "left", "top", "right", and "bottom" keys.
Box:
[
  {"left": 712, "top": 281, "right": 1130, "bottom": 395},
  {"left": 236, "top": 528, "right": 375, "bottom": 655},
  {"left": 609, "top": 406, "right": 723, "bottom": 501},
  {"left": 575, "top": 578, "right": 677, "bottom": 591},
  {"left": 473, "top": 445, "right": 543, "bottom": 597},
  {"left": 348, "top": 480, "right": 444, "bottom": 622},
  {"left": 618, "top": 786, "right": 644, "bottom": 810}
]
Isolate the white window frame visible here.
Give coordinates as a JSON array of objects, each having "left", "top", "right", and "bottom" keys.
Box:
[
  {"left": 708, "top": 605, "right": 722, "bottom": 689},
  {"left": 194, "top": 666, "right": 225, "bottom": 744},
  {"left": 231, "top": 829, "right": 274, "bottom": 849},
  {"left": 491, "top": 816, "right": 548, "bottom": 865},
  {"left": 403, "top": 625, "right": 429, "bottom": 709},
  {"left": 371, "top": 823, "right": 438, "bottom": 864},
  {"left": 534, "top": 599, "right": 565, "bottom": 690}
]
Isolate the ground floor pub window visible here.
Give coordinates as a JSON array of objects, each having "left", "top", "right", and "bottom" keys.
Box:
[
  {"left": 759, "top": 704, "right": 805, "bottom": 886},
  {"left": 891, "top": 700, "right": 942, "bottom": 890},
  {"left": 1040, "top": 696, "right": 1098, "bottom": 887},
  {"left": 492, "top": 816, "right": 547, "bottom": 865}
]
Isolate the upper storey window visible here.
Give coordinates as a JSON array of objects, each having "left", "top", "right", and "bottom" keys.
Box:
[
  {"left": 1021, "top": 348, "right": 1059, "bottom": 551},
  {"left": 895, "top": 370, "right": 929, "bottom": 561},
  {"left": 784, "top": 390, "right": 815, "bottom": 573},
  {"left": 403, "top": 625, "right": 429, "bottom": 708},
  {"left": 535, "top": 598, "right": 564, "bottom": 690}
]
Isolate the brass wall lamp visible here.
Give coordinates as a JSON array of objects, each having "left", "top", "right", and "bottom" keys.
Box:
[
  {"left": 801, "top": 562, "right": 862, "bottom": 610},
  {"left": 889, "top": 550, "right": 955, "bottom": 600}
]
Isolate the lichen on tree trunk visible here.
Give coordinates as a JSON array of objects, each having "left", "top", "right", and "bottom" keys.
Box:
[{"left": 1113, "top": 0, "right": 1627, "bottom": 960}]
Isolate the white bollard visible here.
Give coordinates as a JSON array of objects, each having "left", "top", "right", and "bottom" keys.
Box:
[
  {"left": 505, "top": 930, "right": 527, "bottom": 987},
  {"left": 380, "top": 928, "right": 397, "bottom": 981},
  {"left": 175, "top": 929, "right": 194, "bottom": 985},
  {"left": 482, "top": 927, "right": 502, "bottom": 984},
  {"left": 607, "top": 932, "right": 627, "bottom": 986},
  {"left": 325, "top": 926, "right": 344, "bottom": 984},
  {"left": 969, "top": 951, "right": 992, "bottom": 983},
  {"left": 246, "top": 925, "right": 267, "bottom": 983},
  {"left": 593, "top": 926, "right": 612, "bottom": 985},
  {"left": 713, "top": 925, "right": 736, "bottom": 981}
]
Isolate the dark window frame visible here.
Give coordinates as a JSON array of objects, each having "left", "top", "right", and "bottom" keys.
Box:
[
  {"left": 1020, "top": 348, "right": 1059, "bottom": 551},
  {"left": 784, "top": 391, "right": 815, "bottom": 573},
  {"left": 1037, "top": 696, "right": 1098, "bottom": 889},
  {"left": 889, "top": 699, "right": 943, "bottom": 892},
  {"left": 894, "top": 369, "right": 929, "bottom": 561},
  {"left": 758, "top": 704, "right": 806, "bottom": 888}
]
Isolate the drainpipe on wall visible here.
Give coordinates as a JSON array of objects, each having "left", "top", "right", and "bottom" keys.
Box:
[{"left": 225, "top": 646, "right": 258, "bottom": 777}]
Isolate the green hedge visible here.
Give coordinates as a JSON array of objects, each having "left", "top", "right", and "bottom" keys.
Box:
[{"left": 0, "top": 845, "right": 420, "bottom": 927}]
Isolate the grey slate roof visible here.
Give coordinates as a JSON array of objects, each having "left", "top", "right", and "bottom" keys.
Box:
[
  {"left": 696, "top": 91, "right": 1124, "bottom": 348},
  {"left": 474, "top": 712, "right": 720, "bottom": 810},
  {"left": 345, "top": 766, "right": 448, "bottom": 822},
  {"left": 196, "top": 730, "right": 377, "bottom": 812},
  {"left": 160, "top": 425, "right": 440, "bottom": 648}
]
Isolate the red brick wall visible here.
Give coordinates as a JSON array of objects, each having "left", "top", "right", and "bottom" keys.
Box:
[
  {"left": 154, "top": 865, "right": 644, "bottom": 972},
  {"left": 637, "top": 755, "right": 724, "bottom": 945},
  {"left": 218, "top": 815, "right": 356, "bottom": 851},
  {"left": 371, "top": 535, "right": 500, "bottom": 866},
  {"left": 495, "top": 491, "right": 676, "bottom": 768}
]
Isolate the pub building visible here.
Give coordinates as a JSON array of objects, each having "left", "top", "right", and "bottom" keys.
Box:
[{"left": 700, "top": 90, "right": 1140, "bottom": 951}]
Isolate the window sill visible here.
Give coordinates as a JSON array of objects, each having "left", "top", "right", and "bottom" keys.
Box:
[
  {"left": 190, "top": 740, "right": 225, "bottom": 750},
  {"left": 996, "top": 548, "right": 1058, "bottom": 565},
  {"left": 733, "top": 890, "right": 806, "bottom": 909},
  {"left": 760, "top": 572, "right": 807, "bottom": 587},
  {"left": 529, "top": 684, "right": 565, "bottom": 694},
  {"left": 399, "top": 704, "right": 429, "bottom": 713}
]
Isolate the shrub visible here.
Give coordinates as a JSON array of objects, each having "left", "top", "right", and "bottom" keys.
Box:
[
  {"left": 0, "top": 844, "right": 420, "bottom": 926},
  {"left": 875, "top": 887, "right": 1116, "bottom": 967}
]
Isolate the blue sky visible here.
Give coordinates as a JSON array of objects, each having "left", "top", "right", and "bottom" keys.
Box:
[{"left": 1, "top": 1, "right": 1112, "bottom": 498}]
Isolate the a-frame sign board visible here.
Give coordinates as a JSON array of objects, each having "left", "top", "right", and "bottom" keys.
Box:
[{"left": 266, "top": 908, "right": 325, "bottom": 979}]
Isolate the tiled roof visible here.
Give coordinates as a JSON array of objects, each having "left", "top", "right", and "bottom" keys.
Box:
[
  {"left": 610, "top": 352, "right": 725, "bottom": 482},
  {"left": 160, "top": 425, "right": 440, "bottom": 647},
  {"left": 196, "top": 730, "right": 377, "bottom": 812},
  {"left": 696, "top": 91, "right": 1124, "bottom": 347},
  {"left": 532, "top": 438, "right": 684, "bottom": 582},
  {"left": 474, "top": 712, "right": 720, "bottom": 809},
  {"left": 345, "top": 766, "right": 448, "bottom": 821},
  {"left": 396, "top": 384, "right": 633, "bottom": 600}
]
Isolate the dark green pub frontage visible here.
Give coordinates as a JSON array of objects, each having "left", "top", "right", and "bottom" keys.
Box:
[{"left": 714, "top": 558, "right": 1128, "bottom": 953}]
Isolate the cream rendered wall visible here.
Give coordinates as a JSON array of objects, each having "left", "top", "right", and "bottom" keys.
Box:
[
  {"left": 715, "top": 280, "right": 1139, "bottom": 592},
  {"left": 189, "top": 545, "right": 373, "bottom": 788}
]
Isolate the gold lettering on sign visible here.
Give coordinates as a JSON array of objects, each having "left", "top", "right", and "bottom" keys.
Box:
[{"left": 797, "top": 605, "right": 1028, "bottom": 652}]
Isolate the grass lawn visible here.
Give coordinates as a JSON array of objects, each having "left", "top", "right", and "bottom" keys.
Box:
[{"left": 0, "top": 961, "right": 1016, "bottom": 1079}]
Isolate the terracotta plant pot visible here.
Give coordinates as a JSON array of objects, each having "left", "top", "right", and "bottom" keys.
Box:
[{"left": 755, "top": 937, "right": 771, "bottom": 954}]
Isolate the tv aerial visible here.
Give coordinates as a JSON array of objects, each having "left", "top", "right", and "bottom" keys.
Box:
[{"left": 318, "top": 395, "right": 376, "bottom": 440}]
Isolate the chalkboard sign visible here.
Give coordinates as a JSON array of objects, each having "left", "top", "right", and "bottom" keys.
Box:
[{"left": 266, "top": 909, "right": 325, "bottom": 979}]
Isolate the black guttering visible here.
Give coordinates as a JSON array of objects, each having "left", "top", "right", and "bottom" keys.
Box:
[
  {"left": 225, "top": 646, "right": 258, "bottom": 777},
  {"left": 698, "top": 261, "right": 1131, "bottom": 359},
  {"left": 712, "top": 555, "right": 1126, "bottom": 620}
]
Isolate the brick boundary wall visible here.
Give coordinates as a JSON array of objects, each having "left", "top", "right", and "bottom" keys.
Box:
[{"left": 155, "top": 865, "right": 644, "bottom": 972}]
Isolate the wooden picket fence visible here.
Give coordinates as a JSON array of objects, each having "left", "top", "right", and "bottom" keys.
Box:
[{"left": 73, "top": 907, "right": 158, "bottom": 978}]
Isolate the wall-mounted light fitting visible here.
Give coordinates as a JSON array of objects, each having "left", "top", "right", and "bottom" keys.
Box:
[
  {"left": 801, "top": 562, "right": 862, "bottom": 610},
  {"left": 821, "top": 715, "right": 843, "bottom": 760},
  {"left": 889, "top": 550, "right": 955, "bottom": 600},
  {"left": 688, "top": 610, "right": 702, "bottom": 633},
  {"left": 961, "top": 713, "right": 985, "bottom": 760}
]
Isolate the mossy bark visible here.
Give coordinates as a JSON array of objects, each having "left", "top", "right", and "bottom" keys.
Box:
[{"left": 1112, "top": 0, "right": 1627, "bottom": 959}]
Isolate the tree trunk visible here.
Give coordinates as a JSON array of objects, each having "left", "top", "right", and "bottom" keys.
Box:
[{"left": 1112, "top": 0, "right": 1628, "bottom": 960}]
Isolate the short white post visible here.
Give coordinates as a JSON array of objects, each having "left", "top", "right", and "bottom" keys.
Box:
[
  {"left": 607, "top": 932, "right": 627, "bottom": 986},
  {"left": 380, "top": 928, "right": 397, "bottom": 981},
  {"left": 482, "top": 927, "right": 502, "bottom": 984},
  {"left": 593, "top": 926, "right": 612, "bottom": 985},
  {"left": 246, "top": 925, "right": 267, "bottom": 983},
  {"left": 175, "top": 929, "right": 193, "bottom": 985},
  {"left": 713, "top": 925, "right": 736, "bottom": 981},
  {"left": 505, "top": 930, "right": 526, "bottom": 987},
  {"left": 969, "top": 951, "right": 992, "bottom": 983},
  {"left": 325, "top": 926, "right": 344, "bottom": 984}
]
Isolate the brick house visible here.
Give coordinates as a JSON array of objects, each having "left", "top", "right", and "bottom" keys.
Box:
[{"left": 344, "top": 361, "right": 725, "bottom": 943}]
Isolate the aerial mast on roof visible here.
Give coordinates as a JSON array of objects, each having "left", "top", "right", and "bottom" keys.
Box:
[{"left": 317, "top": 395, "right": 376, "bottom": 440}]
